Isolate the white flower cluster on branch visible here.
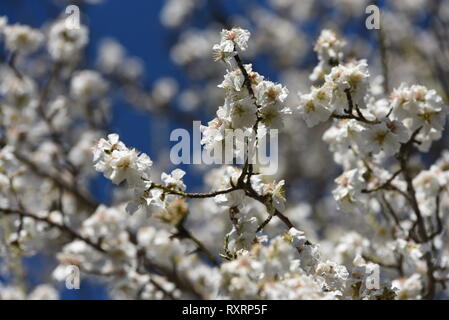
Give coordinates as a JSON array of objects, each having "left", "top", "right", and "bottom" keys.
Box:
[
  {"left": 1, "top": 0, "right": 449, "bottom": 300},
  {"left": 297, "top": 29, "right": 449, "bottom": 299},
  {"left": 88, "top": 28, "right": 446, "bottom": 300}
]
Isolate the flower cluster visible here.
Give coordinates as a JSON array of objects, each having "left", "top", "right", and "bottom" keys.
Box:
[
  {"left": 296, "top": 30, "right": 449, "bottom": 299},
  {"left": 298, "top": 58, "right": 370, "bottom": 128},
  {"left": 47, "top": 19, "right": 89, "bottom": 62},
  {"left": 310, "top": 29, "right": 346, "bottom": 82},
  {"left": 212, "top": 27, "right": 250, "bottom": 63},
  {"left": 299, "top": 31, "right": 448, "bottom": 216},
  {"left": 202, "top": 28, "right": 290, "bottom": 171},
  {"left": 2, "top": 0, "right": 449, "bottom": 300},
  {"left": 4, "top": 23, "right": 43, "bottom": 54}
]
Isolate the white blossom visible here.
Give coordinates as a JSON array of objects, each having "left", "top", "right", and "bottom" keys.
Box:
[
  {"left": 219, "top": 28, "right": 251, "bottom": 52},
  {"left": 93, "top": 134, "right": 152, "bottom": 187},
  {"left": 218, "top": 96, "right": 257, "bottom": 129},
  {"left": 71, "top": 70, "right": 108, "bottom": 102},
  {"left": 47, "top": 20, "right": 88, "bottom": 62},
  {"left": 2, "top": 7, "right": 449, "bottom": 301},
  {"left": 4, "top": 24, "right": 43, "bottom": 53},
  {"left": 297, "top": 85, "right": 333, "bottom": 127},
  {"left": 332, "top": 169, "right": 366, "bottom": 213}
]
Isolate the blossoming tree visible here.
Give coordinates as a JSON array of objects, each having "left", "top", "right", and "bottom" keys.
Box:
[{"left": 1, "top": 0, "right": 449, "bottom": 300}]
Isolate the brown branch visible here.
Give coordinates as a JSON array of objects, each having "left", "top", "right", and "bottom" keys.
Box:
[
  {"left": 136, "top": 247, "right": 203, "bottom": 300},
  {"left": 234, "top": 54, "right": 256, "bottom": 99},
  {"left": 395, "top": 127, "right": 438, "bottom": 299},
  {"left": 332, "top": 90, "right": 380, "bottom": 124},
  {"left": 397, "top": 127, "right": 427, "bottom": 243},
  {"left": 149, "top": 182, "right": 240, "bottom": 199},
  {"left": 362, "top": 169, "right": 402, "bottom": 193},
  {"left": 13, "top": 151, "right": 98, "bottom": 210},
  {"left": 7, "top": 51, "right": 23, "bottom": 79},
  {"left": 344, "top": 88, "right": 354, "bottom": 114},
  {"left": 1, "top": 207, "right": 201, "bottom": 299},
  {"left": 243, "top": 185, "right": 302, "bottom": 234},
  {"left": 173, "top": 217, "right": 220, "bottom": 266},
  {"left": 362, "top": 254, "right": 402, "bottom": 271},
  {"left": 146, "top": 277, "right": 177, "bottom": 300},
  {"left": 256, "top": 214, "right": 274, "bottom": 233},
  {"left": 428, "top": 188, "right": 444, "bottom": 240},
  {"left": 35, "top": 63, "right": 78, "bottom": 175},
  {"left": 232, "top": 52, "right": 261, "bottom": 185},
  {"left": 331, "top": 112, "right": 379, "bottom": 125},
  {"left": 379, "top": 192, "right": 403, "bottom": 233},
  {"left": 0, "top": 207, "right": 106, "bottom": 253}
]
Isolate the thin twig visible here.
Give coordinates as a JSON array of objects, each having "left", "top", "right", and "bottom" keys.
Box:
[
  {"left": 174, "top": 217, "right": 220, "bottom": 266},
  {"left": 13, "top": 151, "right": 97, "bottom": 210},
  {"left": 362, "top": 169, "right": 402, "bottom": 193},
  {"left": 395, "top": 127, "right": 438, "bottom": 299},
  {"left": 0, "top": 207, "right": 106, "bottom": 253},
  {"left": 149, "top": 182, "right": 240, "bottom": 199}
]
